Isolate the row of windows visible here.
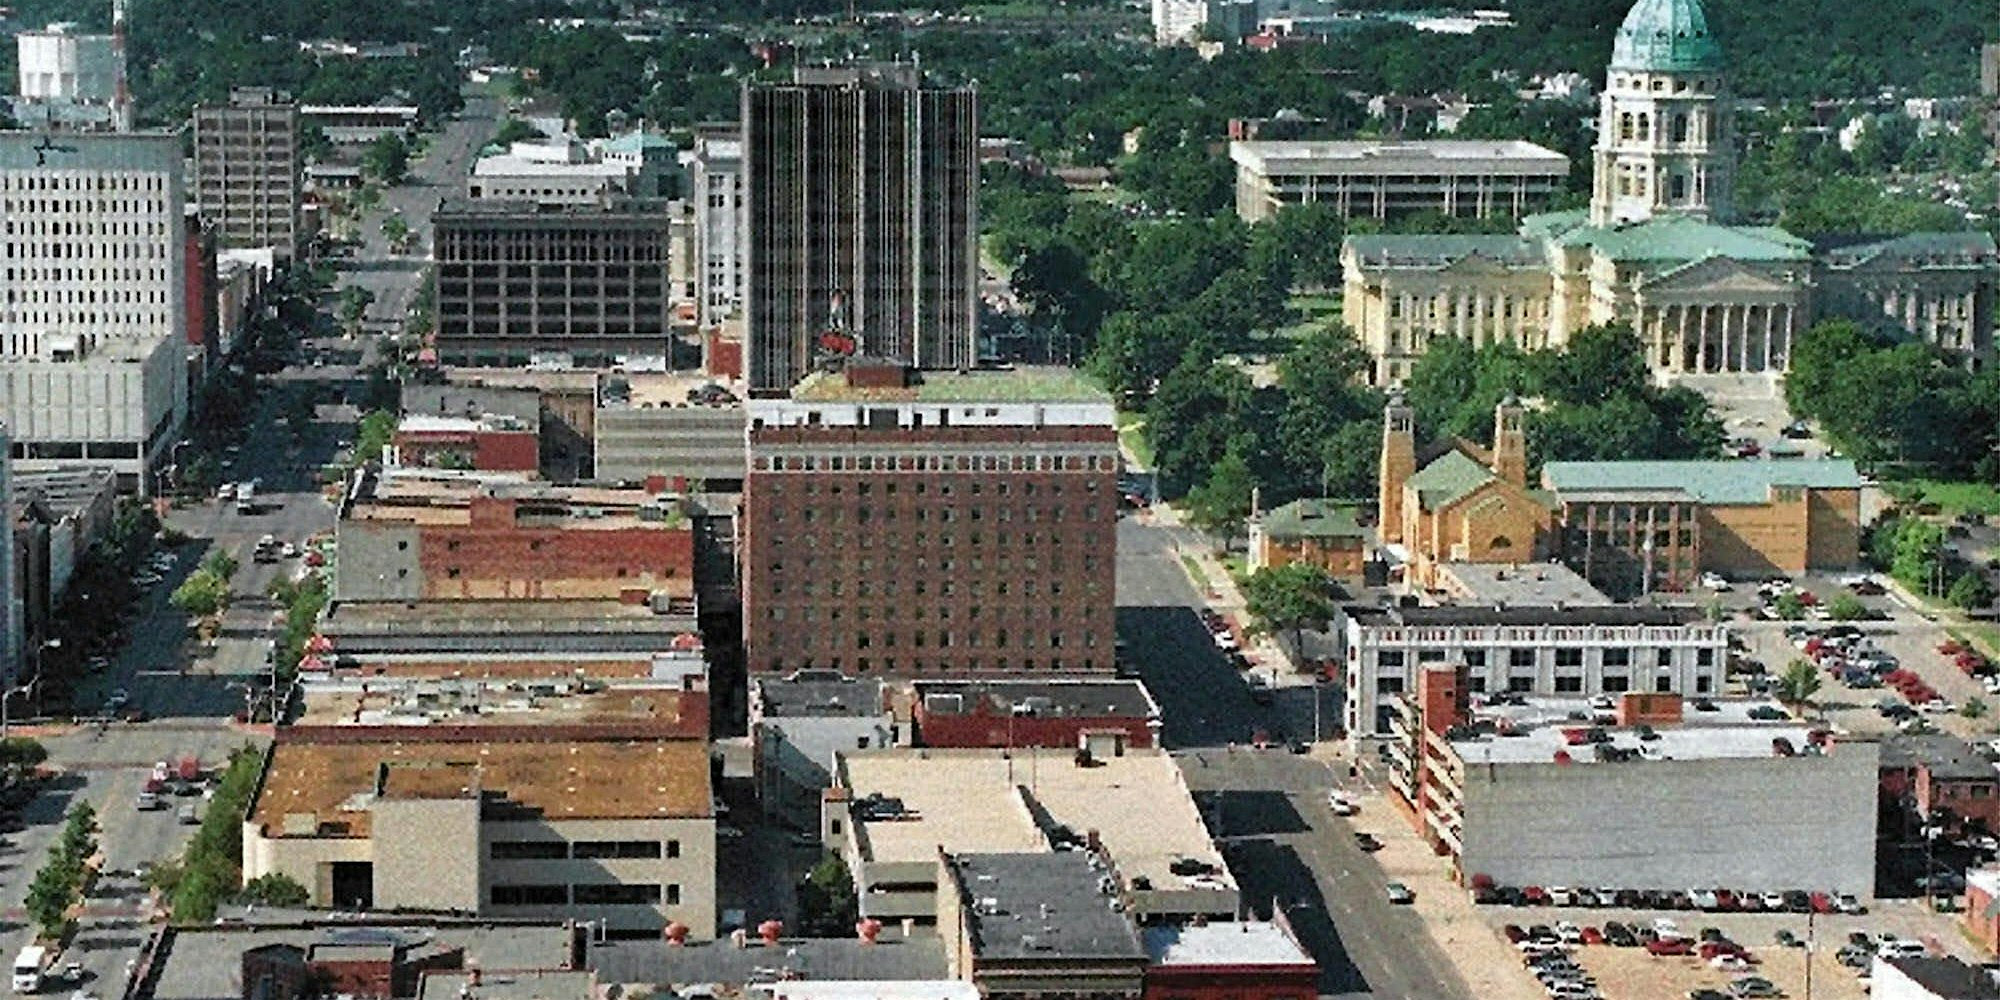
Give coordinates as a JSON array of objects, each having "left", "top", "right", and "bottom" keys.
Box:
[
  {"left": 1376, "top": 646, "right": 1715, "bottom": 668},
  {"left": 1460, "top": 672, "right": 1711, "bottom": 695},
  {"left": 768, "top": 577, "right": 1094, "bottom": 602},
  {"left": 4, "top": 218, "right": 171, "bottom": 237},
  {"left": 768, "top": 625, "right": 1097, "bottom": 651},
  {"left": 761, "top": 601, "right": 1089, "bottom": 624},
  {"left": 764, "top": 655, "right": 1101, "bottom": 674},
  {"left": 767, "top": 554, "right": 1096, "bottom": 576},
  {"left": 490, "top": 883, "right": 679, "bottom": 906},
  {"left": 771, "top": 477, "right": 1101, "bottom": 499},
  {"left": 3, "top": 174, "right": 168, "bottom": 193},
  {"left": 491, "top": 839, "right": 680, "bottom": 860},
  {"left": 761, "top": 452, "right": 1112, "bottom": 474},
  {"left": 775, "top": 504, "right": 1101, "bottom": 527}
]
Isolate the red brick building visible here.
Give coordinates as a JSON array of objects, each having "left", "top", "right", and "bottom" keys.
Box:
[
  {"left": 1141, "top": 918, "right": 1319, "bottom": 1000},
  {"left": 394, "top": 413, "right": 540, "bottom": 474},
  {"left": 334, "top": 467, "right": 694, "bottom": 603},
  {"left": 1880, "top": 732, "right": 2000, "bottom": 836},
  {"left": 184, "top": 215, "right": 218, "bottom": 366},
  {"left": 742, "top": 366, "right": 1119, "bottom": 677},
  {"left": 913, "top": 678, "right": 1159, "bottom": 748}
]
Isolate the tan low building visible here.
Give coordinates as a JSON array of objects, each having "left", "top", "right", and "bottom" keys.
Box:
[
  {"left": 243, "top": 737, "right": 716, "bottom": 936},
  {"left": 1246, "top": 499, "right": 1368, "bottom": 579},
  {"left": 1378, "top": 393, "right": 1554, "bottom": 592}
]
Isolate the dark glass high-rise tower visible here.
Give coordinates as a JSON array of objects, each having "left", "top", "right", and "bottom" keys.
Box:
[{"left": 743, "top": 64, "right": 978, "bottom": 395}]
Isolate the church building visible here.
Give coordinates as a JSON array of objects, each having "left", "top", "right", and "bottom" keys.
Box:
[{"left": 1340, "top": 0, "right": 1997, "bottom": 384}]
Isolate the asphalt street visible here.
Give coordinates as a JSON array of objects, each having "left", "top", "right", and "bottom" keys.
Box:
[{"left": 1116, "top": 515, "right": 1470, "bottom": 1000}]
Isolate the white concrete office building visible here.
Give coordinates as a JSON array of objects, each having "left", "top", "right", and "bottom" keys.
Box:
[
  {"left": 689, "top": 130, "right": 744, "bottom": 332},
  {"left": 0, "top": 336, "right": 185, "bottom": 495},
  {"left": 1230, "top": 140, "right": 1570, "bottom": 222},
  {"left": 0, "top": 130, "right": 187, "bottom": 359},
  {"left": 1337, "top": 604, "right": 1728, "bottom": 743}
]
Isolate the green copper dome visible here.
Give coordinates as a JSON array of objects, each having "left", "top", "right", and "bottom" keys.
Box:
[{"left": 1610, "top": 0, "right": 1723, "bottom": 72}]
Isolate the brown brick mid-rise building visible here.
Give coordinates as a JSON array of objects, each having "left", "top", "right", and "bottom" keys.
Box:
[
  {"left": 333, "top": 466, "right": 693, "bottom": 604},
  {"left": 743, "top": 365, "right": 1117, "bottom": 677}
]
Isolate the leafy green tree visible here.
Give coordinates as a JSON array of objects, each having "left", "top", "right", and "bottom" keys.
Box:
[
  {"left": 361, "top": 133, "right": 408, "bottom": 185},
  {"left": 200, "top": 549, "right": 239, "bottom": 582},
  {"left": 1776, "top": 658, "right": 1822, "bottom": 711},
  {"left": 1243, "top": 563, "right": 1337, "bottom": 654},
  {"left": 1320, "top": 420, "right": 1383, "bottom": 500},
  {"left": 0, "top": 738, "right": 48, "bottom": 774},
  {"left": 381, "top": 214, "right": 410, "bottom": 247},
  {"left": 352, "top": 409, "right": 397, "bottom": 468},
  {"left": 1826, "top": 592, "right": 1869, "bottom": 621},
  {"left": 1892, "top": 520, "right": 1947, "bottom": 593},
  {"left": 170, "top": 571, "right": 228, "bottom": 618},
  {"left": 1772, "top": 590, "right": 1807, "bottom": 621},
  {"left": 1964, "top": 697, "right": 1990, "bottom": 720},
  {"left": 1183, "top": 449, "right": 1257, "bottom": 551},
  {"left": 1145, "top": 357, "right": 1251, "bottom": 497},
  {"left": 1950, "top": 571, "right": 1996, "bottom": 610},
  {"left": 237, "top": 873, "right": 310, "bottom": 907},
  {"left": 797, "top": 853, "right": 859, "bottom": 936}
]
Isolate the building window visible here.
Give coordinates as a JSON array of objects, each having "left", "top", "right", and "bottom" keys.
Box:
[
  {"left": 492, "top": 841, "right": 567, "bottom": 860},
  {"left": 1555, "top": 649, "right": 1583, "bottom": 668},
  {"left": 666, "top": 840, "right": 681, "bottom": 859},
  {"left": 1463, "top": 649, "right": 1486, "bottom": 667},
  {"left": 1508, "top": 649, "right": 1535, "bottom": 668},
  {"left": 1695, "top": 675, "right": 1714, "bottom": 694},
  {"left": 573, "top": 884, "right": 662, "bottom": 905},
  {"left": 1507, "top": 676, "right": 1534, "bottom": 693},
  {"left": 1656, "top": 649, "right": 1673, "bottom": 667},
  {"left": 1376, "top": 677, "right": 1404, "bottom": 696},
  {"left": 1378, "top": 650, "right": 1405, "bottom": 668},
  {"left": 1554, "top": 675, "right": 1583, "bottom": 693},
  {"left": 491, "top": 884, "right": 568, "bottom": 906},
  {"left": 1602, "top": 674, "right": 1630, "bottom": 693},
  {"left": 1655, "top": 675, "right": 1674, "bottom": 693},
  {"left": 1697, "top": 648, "right": 1715, "bottom": 667},
  {"left": 572, "top": 841, "right": 663, "bottom": 859},
  {"left": 666, "top": 883, "right": 682, "bottom": 905},
  {"left": 1603, "top": 648, "right": 1631, "bottom": 668}
]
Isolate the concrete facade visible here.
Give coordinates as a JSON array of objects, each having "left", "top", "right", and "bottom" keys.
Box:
[
  {"left": 743, "top": 65, "right": 978, "bottom": 394},
  {"left": 1337, "top": 604, "right": 1728, "bottom": 742},
  {"left": 243, "top": 737, "right": 717, "bottom": 935},
  {"left": 0, "top": 336, "right": 186, "bottom": 494},
  {"left": 1230, "top": 140, "right": 1569, "bottom": 223},
  {"left": 689, "top": 129, "right": 744, "bottom": 333},
  {"left": 593, "top": 405, "right": 748, "bottom": 488},
  {"left": 1450, "top": 736, "right": 1878, "bottom": 893},
  {"left": 432, "top": 199, "right": 676, "bottom": 368},
  {"left": 193, "top": 87, "right": 302, "bottom": 260}
]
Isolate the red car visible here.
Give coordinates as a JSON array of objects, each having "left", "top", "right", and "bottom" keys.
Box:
[
  {"left": 1714, "top": 889, "right": 1739, "bottom": 911},
  {"left": 1647, "top": 938, "right": 1693, "bottom": 957},
  {"left": 1581, "top": 926, "right": 1606, "bottom": 945},
  {"left": 1810, "top": 892, "right": 1835, "bottom": 913},
  {"left": 1503, "top": 924, "right": 1527, "bottom": 943},
  {"left": 1522, "top": 886, "right": 1549, "bottom": 905}
]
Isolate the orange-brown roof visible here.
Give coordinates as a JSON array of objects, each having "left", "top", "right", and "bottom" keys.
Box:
[{"left": 249, "top": 738, "right": 710, "bottom": 839}]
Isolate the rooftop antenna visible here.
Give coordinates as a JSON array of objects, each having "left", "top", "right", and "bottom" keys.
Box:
[{"left": 110, "top": 0, "right": 134, "bottom": 131}]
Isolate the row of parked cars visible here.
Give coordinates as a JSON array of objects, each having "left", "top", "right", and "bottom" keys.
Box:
[
  {"left": 1473, "top": 882, "right": 1865, "bottom": 915},
  {"left": 1509, "top": 920, "right": 1787, "bottom": 998},
  {"left": 1509, "top": 925, "right": 1601, "bottom": 1000}
]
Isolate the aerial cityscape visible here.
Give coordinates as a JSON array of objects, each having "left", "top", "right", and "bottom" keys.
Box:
[{"left": 1, "top": 0, "right": 1999, "bottom": 998}]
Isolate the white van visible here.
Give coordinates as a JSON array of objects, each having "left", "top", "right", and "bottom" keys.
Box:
[{"left": 13, "top": 945, "right": 46, "bottom": 993}]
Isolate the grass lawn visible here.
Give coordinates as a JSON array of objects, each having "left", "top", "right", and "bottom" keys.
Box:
[
  {"left": 1894, "top": 479, "right": 2000, "bottom": 516},
  {"left": 1179, "top": 553, "right": 1211, "bottom": 591},
  {"left": 1221, "top": 553, "right": 1249, "bottom": 582},
  {"left": 1273, "top": 293, "right": 1343, "bottom": 340},
  {"left": 1116, "top": 411, "right": 1154, "bottom": 470}
]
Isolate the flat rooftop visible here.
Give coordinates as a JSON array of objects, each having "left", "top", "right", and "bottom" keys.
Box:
[
  {"left": 1230, "top": 139, "right": 1568, "bottom": 175},
  {"left": 1881, "top": 731, "right": 1999, "bottom": 781},
  {"left": 754, "top": 674, "right": 887, "bottom": 719},
  {"left": 398, "top": 413, "right": 534, "bottom": 435},
  {"left": 790, "top": 366, "right": 1110, "bottom": 404},
  {"left": 588, "top": 934, "right": 948, "bottom": 986},
  {"left": 143, "top": 921, "right": 575, "bottom": 1000},
  {"left": 295, "top": 679, "right": 702, "bottom": 733},
  {"left": 913, "top": 679, "right": 1157, "bottom": 721},
  {"left": 473, "top": 155, "right": 631, "bottom": 178},
  {"left": 947, "top": 853, "right": 1145, "bottom": 962},
  {"left": 1449, "top": 695, "right": 1818, "bottom": 766},
  {"left": 1541, "top": 459, "right": 1863, "bottom": 505},
  {"left": 420, "top": 970, "right": 595, "bottom": 1000},
  {"left": 332, "top": 653, "right": 666, "bottom": 680},
  {"left": 836, "top": 748, "right": 1232, "bottom": 897},
  {"left": 756, "top": 983, "right": 978, "bottom": 1000},
  {"left": 1142, "top": 921, "right": 1316, "bottom": 968},
  {"left": 348, "top": 467, "right": 682, "bottom": 528},
  {"left": 1433, "top": 562, "right": 1611, "bottom": 607},
  {"left": 1343, "top": 604, "right": 1707, "bottom": 628},
  {"left": 249, "top": 737, "right": 710, "bottom": 838},
  {"left": 323, "top": 599, "right": 686, "bottom": 627}
]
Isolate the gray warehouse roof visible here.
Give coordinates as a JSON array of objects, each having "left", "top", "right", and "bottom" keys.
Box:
[
  {"left": 754, "top": 672, "right": 887, "bottom": 718},
  {"left": 947, "top": 853, "right": 1145, "bottom": 962},
  {"left": 1342, "top": 604, "right": 1705, "bottom": 628},
  {"left": 1230, "top": 139, "right": 1569, "bottom": 177},
  {"left": 588, "top": 934, "right": 948, "bottom": 986},
  {"left": 143, "top": 920, "right": 578, "bottom": 1000},
  {"left": 1881, "top": 732, "right": 1998, "bottom": 781},
  {"left": 914, "top": 679, "right": 1157, "bottom": 721}
]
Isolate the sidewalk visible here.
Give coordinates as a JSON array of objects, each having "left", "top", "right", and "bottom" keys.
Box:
[{"left": 1144, "top": 502, "right": 1302, "bottom": 681}]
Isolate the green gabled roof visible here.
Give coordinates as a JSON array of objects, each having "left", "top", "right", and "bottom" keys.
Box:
[
  {"left": 1541, "top": 459, "right": 1862, "bottom": 505},
  {"left": 1821, "top": 231, "right": 1998, "bottom": 268},
  {"left": 1260, "top": 499, "right": 1365, "bottom": 540},
  {"left": 1408, "top": 449, "right": 1496, "bottom": 508},
  {"left": 1610, "top": 0, "right": 1723, "bottom": 72},
  {"left": 1555, "top": 216, "right": 1810, "bottom": 264},
  {"left": 1519, "top": 209, "right": 1590, "bottom": 241},
  {"left": 1342, "top": 234, "right": 1545, "bottom": 269},
  {"left": 601, "top": 132, "right": 674, "bottom": 154}
]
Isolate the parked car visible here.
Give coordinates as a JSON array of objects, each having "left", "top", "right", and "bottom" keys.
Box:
[
  {"left": 1729, "top": 977, "right": 1780, "bottom": 998},
  {"left": 1353, "top": 832, "right": 1383, "bottom": 852},
  {"left": 1700, "top": 572, "right": 1732, "bottom": 591},
  {"left": 1877, "top": 938, "right": 1927, "bottom": 960},
  {"left": 1646, "top": 938, "right": 1693, "bottom": 957},
  {"left": 1385, "top": 882, "right": 1415, "bottom": 904},
  {"left": 1327, "top": 791, "right": 1358, "bottom": 816}
]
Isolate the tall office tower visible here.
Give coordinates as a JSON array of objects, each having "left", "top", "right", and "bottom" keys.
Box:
[
  {"left": 0, "top": 131, "right": 190, "bottom": 493},
  {"left": 743, "top": 64, "right": 979, "bottom": 395},
  {"left": 193, "top": 87, "right": 302, "bottom": 260},
  {"left": 689, "top": 126, "right": 744, "bottom": 333}
]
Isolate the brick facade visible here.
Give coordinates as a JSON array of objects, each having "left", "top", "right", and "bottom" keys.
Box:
[
  {"left": 412, "top": 497, "right": 692, "bottom": 601},
  {"left": 743, "top": 424, "right": 1118, "bottom": 676},
  {"left": 915, "top": 703, "right": 1154, "bottom": 749},
  {"left": 394, "top": 428, "right": 540, "bottom": 474}
]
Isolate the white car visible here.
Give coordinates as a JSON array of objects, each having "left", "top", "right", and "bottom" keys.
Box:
[
  {"left": 1652, "top": 918, "right": 1681, "bottom": 939},
  {"left": 1213, "top": 631, "right": 1239, "bottom": 651},
  {"left": 1690, "top": 888, "right": 1719, "bottom": 909},
  {"left": 1548, "top": 886, "right": 1573, "bottom": 906},
  {"left": 1700, "top": 572, "right": 1731, "bottom": 591},
  {"left": 1327, "top": 791, "right": 1358, "bottom": 816},
  {"left": 1835, "top": 893, "right": 1866, "bottom": 914},
  {"left": 1555, "top": 921, "right": 1583, "bottom": 944},
  {"left": 1877, "top": 938, "right": 1927, "bottom": 960},
  {"left": 281, "top": 542, "right": 299, "bottom": 558},
  {"left": 1760, "top": 891, "right": 1786, "bottom": 910},
  {"left": 1923, "top": 699, "right": 1955, "bottom": 714}
]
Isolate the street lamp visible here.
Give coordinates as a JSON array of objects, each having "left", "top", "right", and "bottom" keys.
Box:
[{"left": 1, "top": 669, "right": 44, "bottom": 738}]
